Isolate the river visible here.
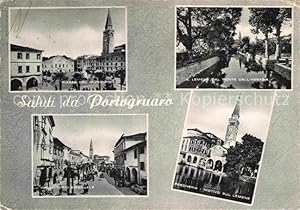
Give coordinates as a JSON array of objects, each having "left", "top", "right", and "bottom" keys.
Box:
[{"left": 189, "top": 54, "right": 290, "bottom": 89}]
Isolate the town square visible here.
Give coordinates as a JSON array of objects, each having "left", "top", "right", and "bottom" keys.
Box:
[{"left": 9, "top": 7, "right": 126, "bottom": 91}]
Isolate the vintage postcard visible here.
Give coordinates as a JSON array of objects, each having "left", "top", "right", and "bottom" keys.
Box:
[
  {"left": 9, "top": 7, "right": 127, "bottom": 92},
  {"left": 172, "top": 92, "right": 274, "bottom": 205},
  {"left": 175, "top": 7, "right": 292, "bottom": 90},
  {"left": 32, "top": 114, "right": 148, "bottom": 197}
]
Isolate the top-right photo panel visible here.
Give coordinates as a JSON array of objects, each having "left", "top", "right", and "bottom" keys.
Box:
[{"left": 175, "top": 7, "right": 292, "bottom": 90}]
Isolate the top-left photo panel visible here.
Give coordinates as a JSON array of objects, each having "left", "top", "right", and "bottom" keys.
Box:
[{"left": 9, "top": 7, "right": 127, "bottom": 92}]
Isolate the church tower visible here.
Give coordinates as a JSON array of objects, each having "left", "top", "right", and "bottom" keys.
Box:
[
  {"left": 102, "top": 9, "right": 114, "bottom": 55},
  {"left": 224, "top": 96, "right": 241, "bottom": 148},
  {"left": 89, "top": 139, "right": 94, "bottom": 160}
]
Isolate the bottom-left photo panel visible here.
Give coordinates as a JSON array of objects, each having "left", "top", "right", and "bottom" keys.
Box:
[{"left": 31, "top": 114, "right": 148, "bottom": 197}]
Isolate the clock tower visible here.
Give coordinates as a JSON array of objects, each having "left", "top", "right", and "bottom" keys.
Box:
[
  {"left": 224, "top": 96, "right": 241, "bottom": 148},
  {"left": 102, "top": 9, "right": 114, "bottom": 55}
]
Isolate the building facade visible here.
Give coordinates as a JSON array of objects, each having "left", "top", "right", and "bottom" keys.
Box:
[
  {"left": 177, "top": 98, "right": 242, "bottom": 180},
  {"left": 42, "top": 55, "right": 74, "bottom": 73},
  {"left": 113, "top": 132, "right": 147, "bottom": 186},
  {"left": 69, "top": 150, "right": 82, "bottom": 167},
  {"left": 52, "top": 137, "right": 65, "bottom": 183},
  {"left": 32, "top": 115, "right": 55, "bottom": 189},
  {"left": 10, "top": 44, "right": 43, "bottom": 91}
]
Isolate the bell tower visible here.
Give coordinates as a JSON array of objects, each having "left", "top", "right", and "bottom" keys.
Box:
[
  {"left": 224, "top": 95, "right": 241, "bottom": 148},
  {"left": 102, "top": 8, "right": 114, "bottom": 55},
  {"left": 89, "top": 138, "right": 94, "bottom": 160}
]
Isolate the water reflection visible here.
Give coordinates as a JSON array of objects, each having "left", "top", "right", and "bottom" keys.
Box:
[
  {"left": 188, "top": 54, "right": 290, "bottom": 89},
  {"left": 173, "top": 166, "right": 254, "bottom": 204}
]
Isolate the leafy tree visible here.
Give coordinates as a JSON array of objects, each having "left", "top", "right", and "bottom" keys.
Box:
[
  {"left": 52, "top": 70, "right": 67, "bottom": 90},
  {"left": 225, "top": 134, "right": 264, "bottom": 178},
  {"left": 240, "top": 36, "right": 250, "bottom": 52},
  {"left": 119, "top": 70, "right": 126, "bottom": 90},
  {"left": 273, "top": 8, "right": 291, "bottom": 59},
  {"left": 94, "top": 71, "right": 105, "bottom": 90},
  {"left": 249, "top": 8, "right": 291, "bottom": 59},
  {"left": 73, "top": 72, "right": 85, "bottom": 90},
  {"left": 177, "top": 7, "right": 242, "bottom": 61}
]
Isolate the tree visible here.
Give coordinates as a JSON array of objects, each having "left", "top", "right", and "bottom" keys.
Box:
[
  {"left": 177, "top": 7, "right": 242, "bottom": 61},
  {"left": 94, "top": 71, "right": 105, "bottom": 90},
  {"left": 249, "top": 8, "right": 291, "bottom": 59},
  {"left": 273, "top": 8, "right": 291, "bottom": 59},
  {"left": 52, "top": 71, "right": 67, "bottom": 90},
  {"left": 119, "top": 70, "right": 126, "bottom": 90},
  {"left": 225, "top": 134, "right": 264, "bottom": 178},
  {"left": 240, "top": 36, "right": 250, "bottom": 52},
  {"left": 73, "top": 72, "right": 85, "bottom": 90}
]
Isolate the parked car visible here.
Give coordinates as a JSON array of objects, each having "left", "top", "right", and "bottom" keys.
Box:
[{"left": 130, "top": 184, "right": 147, "bottom": 195}]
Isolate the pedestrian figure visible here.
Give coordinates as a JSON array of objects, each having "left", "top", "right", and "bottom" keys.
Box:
[
  {"left": 83, "top": 182, "right": 89, "bottom": 194},
  {"left": 58, "top": 185, "right": 63, "bottom": 195}
]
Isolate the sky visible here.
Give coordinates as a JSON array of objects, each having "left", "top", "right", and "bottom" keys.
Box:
[
  {"left": 184, "top": 93, "right": 274, "bottom": 142},
  {"left": 10, "top": 7, "right": 126, "bottom": 59},
  {"left": 51, "top": 115, "right": 147, "bottom": 160},
  {"left": 235, "top": 7, "right": 292, "bottom": 42}
]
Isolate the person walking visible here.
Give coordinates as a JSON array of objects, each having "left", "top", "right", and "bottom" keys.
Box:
[{"left": 83, "top": 181, "right": 89, "bottom": 195}]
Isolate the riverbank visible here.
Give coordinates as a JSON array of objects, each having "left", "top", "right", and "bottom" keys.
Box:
[
  {"left": 238, "top": 52, "right": 291, "bottom": 81},
  {"left": 176, "top": 56, "right": 220, "bottom": 87}
]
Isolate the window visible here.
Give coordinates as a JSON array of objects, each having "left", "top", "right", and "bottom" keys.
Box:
[
  {"left": 140, "top": 162, "right": 145, "bottom": 171},
  {"left": 37, "top": 66, "right": 40, "bottom": 72},
  {"left": 184, "top": 167, "right": 189, "bottom": 174},
  {"left": 26, "top": 53, "right": 30, "bottom": 59},
  {"left": 55, "top": 64, "right": 57, "bottom": 68},
  {"left": 139, "top": 146, "right": 144, "bottom": 154},
  {"left": 37, "top": 54, "right": 41, "bottom": 60},
  {"left": 193, "top": 157, "right": 197, "bottom": 163},
  {"left": 18, "top": 66, "right": 22, "bottom": 73},
  {"left": 187, "top": 155, "right": 191, "bottom": 162},
  {"left": 17, "top": 53, "right": 22, "bottom": 59},
  {"left": 124, "top": 153, "right": 126, "bottom": 160},
  {"left": 26, "top": 66, "right": 30, "bottom": 73},
  {"left": 134, "top": 148, "right": 137, "bottom": 159},
  {"left": 182, "top": 153, "right": 186, "bottom": 158}
]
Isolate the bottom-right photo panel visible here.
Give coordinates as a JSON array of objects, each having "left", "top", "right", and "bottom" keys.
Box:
[{"left": 172, "top": 92, "right": 275, "bottom": 205}]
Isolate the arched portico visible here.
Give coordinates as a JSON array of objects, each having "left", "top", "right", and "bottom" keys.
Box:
[
  {"left": 26, "top": 76, "right": 40, "bottom": 90},
  {"left": 131, "top": 168, "right": 138, "bottom": 184},
  {"left": 11, "top": 78, "right": 23, "bottom": 91}
]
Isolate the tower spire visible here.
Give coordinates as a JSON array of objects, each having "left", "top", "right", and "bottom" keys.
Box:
[
  {"left": 232, "top": 94, "right": 241, "bottom": 117},
  {"left": 102, "top": 8, "right": 114, "bottom": 55},
  {"left": 105, "top": 8, "right": 113, "bottom": 29},
  {"left": 224, "top": 94, "right": 241, "bottom": 148},
  {"left": 89, "top": 138, "right": 93, "bottom": 160}
]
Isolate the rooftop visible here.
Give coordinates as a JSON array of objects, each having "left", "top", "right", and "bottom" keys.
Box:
[
  {"left": 114, "top": 132, "right": 147, "bottom": 147},
  {"left": 11, "top": 44, "right": 43, "bottom": 52}
]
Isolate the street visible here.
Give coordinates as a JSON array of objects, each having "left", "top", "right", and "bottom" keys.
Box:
[{"left": 34, "top": 172, "right": 142, "bottom": 196}]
